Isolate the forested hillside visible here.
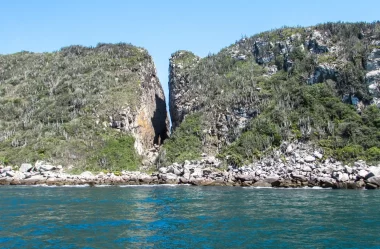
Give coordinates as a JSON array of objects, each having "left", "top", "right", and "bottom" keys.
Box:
[
  {"left": 164, "top": 22, "right": 380, "bottom": 166},
  {"left": 0, "top": 43, "right": 169, "bottom": 171}
]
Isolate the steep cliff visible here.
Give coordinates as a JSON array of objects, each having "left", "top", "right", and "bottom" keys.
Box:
[
  {"left": 0, "top": 43, "right": 169, "bottom": 170},
  {"left": 166, "top": 22, "right": 380, "bottom": 165}
]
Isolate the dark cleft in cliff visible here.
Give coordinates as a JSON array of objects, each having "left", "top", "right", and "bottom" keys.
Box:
[
  {"left": 0, "top": 43, "right": 169, "bottom": 171},
  {"left": 164, "top": 22, "right": 380, "bottom": 166}
]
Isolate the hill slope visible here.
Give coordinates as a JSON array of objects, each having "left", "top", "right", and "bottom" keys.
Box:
[
  {"left": 0, "top": 43, "right": 169, "bottom": 171},
  {"left": 164, "top": 22, "right": 380, "bottom": 166}
]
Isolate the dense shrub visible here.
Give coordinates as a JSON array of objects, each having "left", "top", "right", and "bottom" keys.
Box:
[
  {"left": 93, "top": 135, "right": 140, "bottom": 172},
  {"left": 160, "top": 113, "right": 203, "bottom": 165}
]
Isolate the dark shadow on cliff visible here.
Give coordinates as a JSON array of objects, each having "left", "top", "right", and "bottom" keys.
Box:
[{"left": 152, "top": 94, "right": 169, "bottom": 145}]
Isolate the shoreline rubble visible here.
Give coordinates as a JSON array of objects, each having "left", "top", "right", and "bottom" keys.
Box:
[{"left": 1, "top": 143, "right": 380, "bottom": 189}]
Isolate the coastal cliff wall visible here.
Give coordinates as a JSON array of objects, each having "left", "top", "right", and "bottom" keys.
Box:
[
  {"left": 166, "top": 22, "right": 380, "bottom": 166},
  {"left": 0, "top": 43, "right": 169, "bottom": 170}
]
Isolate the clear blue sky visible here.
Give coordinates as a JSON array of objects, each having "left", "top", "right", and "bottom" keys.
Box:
[{"left": 1, "top": 0, "right": 380, "bottom": 104}]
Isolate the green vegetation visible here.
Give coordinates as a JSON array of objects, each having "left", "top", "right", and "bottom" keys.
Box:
[
  {"left": 171, "top": 51, "right": 199, "bottom": 68},
  {"left": 91, "top": 134, "right": 140, "bottom": 172},
  {"left": 167, "top": 22, "right": 380, "bottom": 165},
  {"left": 0, "top": 43, "right": 147, "bottom": 170},
  {"left": 160, "top": 113, "right": 203, "bottom": 165}
]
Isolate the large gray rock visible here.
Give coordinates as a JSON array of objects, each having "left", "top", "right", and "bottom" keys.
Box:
[
  {"left": 6, "top": 171, "right": 15, "bottom": 177},
  {"left": 337, "top": 173, "right": 349, "bottom": 182},
  {"left": 344, "top": 166, "right": 353, "bottom": 174},
  {"left": 29, "top": 175, "right": 46, "bottom": 181},
  {"left": 318, "top": 177, "right": 337, "bottom": 188},
  {"left": 236, "top": 174, "right": 256, "bottom": 182},
  {"left": 304, "top": 156, "right": 316, "bottom": 163},
  {"left": 158, "top": 167, "right": 168, "bottom": 174},
  {"left": 366, "top": 176, "right": 380, "bottom": 186},
  {"left": 368, "top": 166, "right": 380, "bottom": 177},
  {"left": 80, "top": 171, "right": 94, "bottom": 179},
  {"left": 40, "top": 164, "right": 55, "bottom": 172},
  {"left": 264, "top": 175, "right": 280, "bottom": 183},
  {"left": 173, "top": 168, "right": 182, "bottom": 176},
  {"left": 308, "top": 65, "right": 337, "bottom": 84},
  {"left": 291, "top": 174, "right": 307, "bottom": 182},
  {"left": 313, "top": 151, "right": 323, "bottom": 159},
  {"left": 253, "top": 180, "right": 272, "bottom": 188},
  {"left": 191, "top": 168, "right": 203, "bottom": 178},
  {"left": 286, "top": 144, "right": 293, "bottom": 154},
  {"left": 19, "top": 163, "right": 33, "bottom": 173},
  {"left": 160, "top": 173, "right": 178, "bottom": 182},
  {"left": 2, "top": 166, "right": 12, "bottom": 173},
  {"left": 357, "top": 170, "right": 369, "bottom": 179},
  {"left": 302, "top": 165, "right": 312, "bottom": 172}
]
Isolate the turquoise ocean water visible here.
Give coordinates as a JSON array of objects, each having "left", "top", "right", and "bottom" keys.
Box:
[{"left": 1, "top": 186, "right": 380, "bottom": 249}]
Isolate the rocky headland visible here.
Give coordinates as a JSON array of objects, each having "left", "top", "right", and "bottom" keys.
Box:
[{"left": 1, "top": 22, "right": 380, "bottom": 189}]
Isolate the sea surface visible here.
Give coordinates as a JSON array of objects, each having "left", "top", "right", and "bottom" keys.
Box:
[{"left": 1, "top": 185, "right": 380, "bottom": 249}]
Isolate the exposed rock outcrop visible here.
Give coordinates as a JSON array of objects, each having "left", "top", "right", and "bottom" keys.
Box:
[
  {"left": 168, "top": 51, "right": 201, "bottom": 130},
  {"left": 112, "top": 55, "right": 170, "bottom": 153},
  {"left": 366, "top": 47, "right": 380, "bottom": 106}
]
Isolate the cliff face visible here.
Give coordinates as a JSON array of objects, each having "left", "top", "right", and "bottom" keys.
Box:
[
  {"left": 166, "top": 22, "right": 380, "bottom": 165},
  {"left": 110, "top": 52, "right": 169, "bottom": 154},
  {"left": 0, "top": 43, "right": 169, "bottom": 169},
  {"left": 169, "top": 51, "right": 201, "bottom": 130}
]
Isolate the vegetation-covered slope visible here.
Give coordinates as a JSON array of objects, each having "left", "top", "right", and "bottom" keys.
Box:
[
  {"left": 164, "top": 22, "right": 380, "bottom": 166},
  {"left": 0, "top": 43, "right": 169, "bottom": 171}
]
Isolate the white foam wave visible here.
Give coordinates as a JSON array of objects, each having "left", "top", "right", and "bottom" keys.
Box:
[
  {"left": 119, "top": 184, "right": 191, "bottom": 188},
  {"left": 243, "top": 186, "right": 333, "bottom": 190}
]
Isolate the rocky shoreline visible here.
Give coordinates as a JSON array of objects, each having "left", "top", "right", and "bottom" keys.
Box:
[
  {"left": 1, "top": 143, "right": 380, "bottom": 189},
  {"left": 0, "top": 143, "right": 380, "bottom": 189}
]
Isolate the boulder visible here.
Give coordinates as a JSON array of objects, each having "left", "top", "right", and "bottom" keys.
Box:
[
  {"left": 80, "top": 171, "right": 94, "bottom": 178},
  {"left": 158, "top": 167, "right": 168, "bottom": 174},
  {"left": 40, "top": 164, "right": 55, "bottom": 172},
  {"left": 29, "top": 175, "right": 46, "bottom": 181},
  {"left": 265, "top": 175, "right": 280, "bottom": 183},
  {"left": 2, "top": 166, "right": 12, "bottom": 172},
  {"left": 139, "top": 174, "right": 153, "bottom": 183},
  {"left": 302, "top": 165, "right": 312, "bottom": 172},
  {"left": 365, "top": 183, "right": 378, "bottom": 189},
  {"left": 191, "top": 168, "right": 203, "bottom": 178},
  {"left": 318, "top": 177, "right": 336, "bottom": 188},
  {"left": 368, "top": 166, "right": 380, "bottom": 177},
  {"left": 173, "top": 168, "right": 182, "bottom": 176},
  {"left": 253, "top": 180, "right": 272, "bottom": 187},
  {"left": 344, "top": 166, "right": 353, "bottom": 174},
  {"left": 337, "top": 173, "right": 349, "bottom": 182},
  {"left": 291, "top": 174, "right": 307, "bottom": 182},
  {"left": 304, "top": 156, "right": 316, "bottom": 163},
  {"left": 366, "top": 176, "right": 380, "bottom": 186},
  {"left": 19, "top": 163, "right": 33, "bottom": 173},
  {"left": 286, "top": 144, "right": 293, "bottom": 154},
  {"left": 160, "top": 173, "right": 178, "bottom": 183},
  {"left": 313, "top": 151, "right": 323, "bottom": 159},
  {"left": 235, "top": 174, "right": 256, "bottom": 182},
  {"left": 97, "top": 172, "right": 105, "bottom": 179},
  {"left": 6, "top": 171, "right": 15, "bottom": 177},
  {"left": 13, "top": 172, "right": 25, "bottom": 180},
  {"left": 357, "top": 170, "right": 369, "bottom": 179}
]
